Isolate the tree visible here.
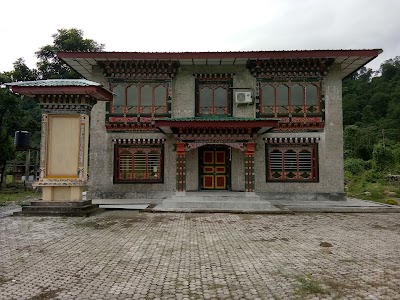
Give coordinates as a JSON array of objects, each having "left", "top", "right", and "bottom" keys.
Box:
[
  {"left": 0, "top": 29, "right": 104, "bottom": 187},
  {"left": 0, "top": 88, "right": 21, "bottom": 186},
  {"left": 12, "top": 58, "right": 39, "bottom": 81},
  {"left": 36, "top": 28, "right": 104, "bottom": 79}
]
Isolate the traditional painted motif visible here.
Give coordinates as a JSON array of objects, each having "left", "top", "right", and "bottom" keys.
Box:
[{"left": 39, "top": 114, "right": 48, "bottom": 179}]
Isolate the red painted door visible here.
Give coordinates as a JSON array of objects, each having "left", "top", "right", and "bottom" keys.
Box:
[{"left": 202, "top": 150, "right": 227, "bottom": 190}]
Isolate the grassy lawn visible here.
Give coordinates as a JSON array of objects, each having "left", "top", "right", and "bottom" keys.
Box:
[
  {"left": 0, "top": 187, "right": 39, "bottom": 205},
  {"left": 345, "top": 172, "right": 400, "bottom": 205}
]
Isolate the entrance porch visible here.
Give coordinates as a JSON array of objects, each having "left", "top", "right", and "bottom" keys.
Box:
[{"left": 152, "top": 191, "right": 278, "bottom": 212}]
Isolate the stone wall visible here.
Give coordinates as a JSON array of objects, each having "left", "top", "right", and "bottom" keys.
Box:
[{"left": 88, "top": 64, "right": 345, "bottom": 200}]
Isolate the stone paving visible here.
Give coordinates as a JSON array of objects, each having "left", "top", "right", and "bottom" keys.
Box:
[{"left": 0, "top": 211, "right": 399, "bottom": 300}]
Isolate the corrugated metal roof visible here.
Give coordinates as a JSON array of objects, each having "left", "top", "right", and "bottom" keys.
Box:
[
  {"left": 6, "top": 79, "right": 101, "bottom": 87},
  {"left": 57, "top": 49, "right": 382, "bottom": 80}
]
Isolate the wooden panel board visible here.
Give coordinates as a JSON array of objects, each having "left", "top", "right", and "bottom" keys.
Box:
[{"left": 47, "top": 115, "right": 80, "bottom": 178}]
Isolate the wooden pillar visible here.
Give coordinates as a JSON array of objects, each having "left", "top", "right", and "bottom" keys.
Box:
[
  {"left": 176, "top": 142, "right": 186, "bottom": 194},
  {"left": 244, "top": 142, "right": 255, "bottom": 193}
]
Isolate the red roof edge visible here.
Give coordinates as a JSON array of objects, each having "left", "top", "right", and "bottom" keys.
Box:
[
  {"left": 57, "top": 49, "right": 383, "bottom": 60},
  {"left": 9, "top": 86, "right": 113, "bottom": 101}
]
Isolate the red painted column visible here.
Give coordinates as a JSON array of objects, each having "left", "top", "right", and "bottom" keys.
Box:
[
  {"left": 176, "top": 142, "right": 186, "bottom": 192},
  {"left": 245, "top": 142, "right": 255, "bottom": 192}
]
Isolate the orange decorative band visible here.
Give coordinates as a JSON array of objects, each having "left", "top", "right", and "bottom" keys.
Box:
[
  {"left": 193, "top": 73, "right": 234, "bottom": 79},
  {"left": 265, "top": 137, "right": 320, "bottom": 144},
  {"left": 112, "top": 138, "right": 165, "bottom": 145}
]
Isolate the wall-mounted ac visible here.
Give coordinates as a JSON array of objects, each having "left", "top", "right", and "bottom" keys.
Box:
[{"left": 235, "top": 91, "right": 253, "bottom": 104}]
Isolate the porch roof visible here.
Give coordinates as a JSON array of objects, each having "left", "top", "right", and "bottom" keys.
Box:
[
  {"left": 57, "top": 49, "right": 382, "bottom": 80},
  {"left": 6, "top": 79, "right": 113, "bottom": 101},
  {"left": 154, "top": 116, "right": 279, "bottom": 134}
]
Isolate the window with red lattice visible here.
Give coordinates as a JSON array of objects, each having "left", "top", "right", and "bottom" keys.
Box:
[
  {"left": 266, "top": 143, "right": 318, "bottom": 181},
  {"left": 114, "top": 145, "right": 163, "bottom": 183},
  {"left": 196, "top": 80, "right": 232, "bottom": 116},
  {"left": 259, "top": 81, "right": 321, "bottom": 117},
  {"left": 111, "top": 82, "right": 169, "bottom": 115}
]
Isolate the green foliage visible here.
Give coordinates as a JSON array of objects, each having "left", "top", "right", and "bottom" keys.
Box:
[
  {"left": 385, "top": 199, "right": 399, "bottom": 206},
  {"left": 0, "top": 189, "right": 37, "bottom": 205},
  {"left": 345, "top": 171, "right": 400, "bottom": 202},
  {"left": 372, "top": 143, "right": 395, "bottom": 171},
  {"left": 0, "top": 88, "right": 41, "bottom": 187},
  {"left": 0, "top": 28, "right": 103, "bottom": 187},
  {"left": 344, "top": 158, "right": 367, "bottom": 175},
  {"left": 35, "top": 28, "right": 104, "bottom": 79},
  {"left": 343, "top": 56, "right": 400, "bottom": 179}
]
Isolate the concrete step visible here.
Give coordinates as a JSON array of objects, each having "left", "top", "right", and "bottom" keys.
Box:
[
  {"left": 22, "top": 204, "right": 99, "bottom": 212},
  {"left": 156, "top": 201, "right": 273, "bottom": 210},
  {"left": 169, "top": 196, "right": 262, "bottom": 202},
  {"left": 14, "top": 200, "right": 105, "bottom": 217},
  {"left": 30, "top": 200, "right": 93, "bottom": 207},
  {"left": 170, "top": 192, "right": 261, "bottom": 202},
  {"left": 14, "top": 207, "right": 105, "bottom": 217}
]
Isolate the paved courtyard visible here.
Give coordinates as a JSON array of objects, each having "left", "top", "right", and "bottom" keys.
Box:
[{"left": 0, "top": 211, "right": 399, "bottom": 300}]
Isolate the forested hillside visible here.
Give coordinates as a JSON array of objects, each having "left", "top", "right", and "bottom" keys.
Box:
[{"left": 342, "top": 57, "right": 400, "bottom": 201}]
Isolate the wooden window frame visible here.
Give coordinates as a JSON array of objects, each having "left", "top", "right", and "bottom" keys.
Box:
[
  {"left": 110, "top": 82, "right": 169, "bottom": 116},
  {"left": 266, "top": 143, "right": 318, "bottom": 182},
  {"left": 259, "top": 81, "right": 321, "bottom": 117},
  {"left": 196, "top": 79, "right": 232, "bottom": 117},
  {"left": 114, "top": 144, "right": 164, "bottom": 183}
]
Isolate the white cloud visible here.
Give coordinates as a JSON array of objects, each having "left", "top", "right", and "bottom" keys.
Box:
[{"left": 1, "top": 0, "right": 398, "bottom": 72}]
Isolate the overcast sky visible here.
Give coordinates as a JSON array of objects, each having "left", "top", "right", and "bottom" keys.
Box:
[{"left": 1, "top": 0, "right": 399, "bottom": 73}]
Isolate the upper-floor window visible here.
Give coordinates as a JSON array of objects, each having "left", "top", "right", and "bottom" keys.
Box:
[
  {"left": 259, "top": 82, "right": 320, "bottom": 117},
  {"left": 196, "top": 80, "right": 232, "bottom": 116},
  {"left": 111, "top": 82, "right": 169, "bottom": 115}
]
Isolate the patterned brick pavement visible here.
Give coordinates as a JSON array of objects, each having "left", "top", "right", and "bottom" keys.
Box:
[{"left": 0, "top": 211, "right": 399, "bottom": 299}]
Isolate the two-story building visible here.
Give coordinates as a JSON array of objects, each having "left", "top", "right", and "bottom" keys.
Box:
[{"left": 58, "top": 50, "right": 381, "bottom": 205}]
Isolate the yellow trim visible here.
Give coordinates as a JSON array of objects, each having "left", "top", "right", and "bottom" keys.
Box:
[
  {"left": 203, "top": 166, "right": 214, "bottom": 174},
  {"left": 46, "top": 175, "right": 78, "bottom": 179},
  {"left": 203, "top": 151, "right": 214, "bottom": 164},
  {"left": 215, "top": 151, "right": 226, "bottom": 164},
  {"left": 215, "top": 175, "right": 226, "bottom": 189},
  {"left": 203, "top": 175, "right": 214, "bottom": 189},
  {"left": 215, "top": 166, "right": 226, "bottom": 174}
]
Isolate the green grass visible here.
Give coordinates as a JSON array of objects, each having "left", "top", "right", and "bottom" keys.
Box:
[
  {"left": 294, "top": 273, "right": 330, "bottom": 299},
  {"left": 345, "top": 171, "right": 400, "bottom": 204},
  {"left": 0, "top": 189, "right": 38, "bottom": 205}
]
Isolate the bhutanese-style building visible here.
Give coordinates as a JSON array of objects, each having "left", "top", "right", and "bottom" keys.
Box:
[{"left": 52, "top": 49, "right": 381, "bottom": 210}]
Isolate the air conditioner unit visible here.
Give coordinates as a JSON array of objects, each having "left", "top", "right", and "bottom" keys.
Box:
[{"left": 235, "top": 91, "right": 253, "bottom": 104}]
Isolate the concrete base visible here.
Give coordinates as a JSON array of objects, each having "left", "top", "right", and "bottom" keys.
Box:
[
  {"left": 42, "top": 186, "right": 85, "bottom": 202},
  {"left": 13, "top": 200, "right": 104, "bottom": 217},
  {"left": 153, "top": 191, "right": 279, "bottom": 212},
  {"left": 258, "top": 192, "right": 347, "bottom": 202}
]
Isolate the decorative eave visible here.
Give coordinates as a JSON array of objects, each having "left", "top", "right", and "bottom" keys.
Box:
[
  {"left": 112, "top": 138, "right": 165, "bottom": 145},
  {"left": 98, "top": 60, "right": 180, "bottom": 79},
  {"left": 154, "top": 117, "right": 279, "bottom": 135},
  {"left": 58, "top": 49, "right": 382, "bottom": 80},
  {"left": 6, "top": 80, "right": 113, "bottom": 102},
  {"left": 193, "top": 73, "right": 234, "bottom": 79},
  {"left": 265, "top": 137, "right": 320, "bottom": 144},
  {"left": 246, "top": 58, "right": 335, "bottom": 79}
]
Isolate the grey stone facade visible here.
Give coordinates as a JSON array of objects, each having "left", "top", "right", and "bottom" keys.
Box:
[{"left": 88, "top": 63, "right": 345, "bottom": 201}]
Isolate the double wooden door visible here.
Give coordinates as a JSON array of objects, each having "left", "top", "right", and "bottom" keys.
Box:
[{"left": 200, "top": 147, "right": 229, "bottom": 190}]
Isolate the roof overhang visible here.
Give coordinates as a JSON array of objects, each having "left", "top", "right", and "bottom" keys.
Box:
[
  {"left": 58, "top": 49, "right": 382, "bottom": 80},
  {"left": 7, "top": 85, "right": 113, "bottom": 101},
  {"left": 154, "top": 118, "right": 280, "bottom": 135}
]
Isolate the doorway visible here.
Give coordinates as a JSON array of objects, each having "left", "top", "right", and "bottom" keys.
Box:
[{"left": 199, "top": 145, "right": 230, "bottom": 190}]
